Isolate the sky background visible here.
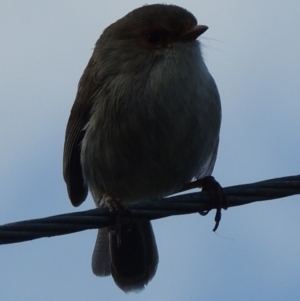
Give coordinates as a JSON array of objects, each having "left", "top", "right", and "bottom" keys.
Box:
[{"left": 1, "top": 1, "right": 300, "bottom": 300}]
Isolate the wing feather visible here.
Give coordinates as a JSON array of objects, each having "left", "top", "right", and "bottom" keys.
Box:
[{"left": 63, "top": 56, "right": 101, "bottom": 206}]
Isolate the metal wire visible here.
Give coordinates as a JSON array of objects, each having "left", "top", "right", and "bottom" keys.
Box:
[{"left": 0, "top": 175, "right": 299, "bottom": 245}]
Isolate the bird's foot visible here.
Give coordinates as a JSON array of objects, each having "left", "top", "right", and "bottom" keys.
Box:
[
  {"left": 180, "top": 176, "right": 227, "bottom": 231},
  {"left": 99, "top": 193, "right": 132, "bottom": 246},
  {"left": 100, "top": 193, "right": 129, "bottom": 212},
  {"left": 200, "top": 176, "right": 227, "bottom": 231}
]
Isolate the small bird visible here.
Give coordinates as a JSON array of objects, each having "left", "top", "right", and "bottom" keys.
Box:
[{"left": 63, "top": 4, "right": 222, "bottom": 292}]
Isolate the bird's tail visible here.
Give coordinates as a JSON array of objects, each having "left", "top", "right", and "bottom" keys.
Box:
[{"left": 92, "top": 220, "right": 158, "bottom": 292}]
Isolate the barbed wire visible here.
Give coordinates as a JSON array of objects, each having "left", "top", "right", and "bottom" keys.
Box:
[{"left": 1, "top": 174, "right": 299, "bottom": 245}]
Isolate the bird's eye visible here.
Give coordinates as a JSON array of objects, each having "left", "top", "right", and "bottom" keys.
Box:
[{"left": 147, "top": 32, "right": 161, "bottom": 44}]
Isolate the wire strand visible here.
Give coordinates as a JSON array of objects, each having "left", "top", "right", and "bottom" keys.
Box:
[{"left": 1, "top": 174, "right": 299, "bottom": 245}]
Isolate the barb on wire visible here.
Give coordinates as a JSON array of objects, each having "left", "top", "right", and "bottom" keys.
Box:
[{"left": 0, "top": 175, "right": 299, "bottom": 245}]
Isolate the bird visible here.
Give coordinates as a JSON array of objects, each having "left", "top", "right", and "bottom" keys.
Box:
[{"left": 63, "top": 3, "right": 222, "bottom": 293}]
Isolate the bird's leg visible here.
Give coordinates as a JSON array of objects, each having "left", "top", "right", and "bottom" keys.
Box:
[
  {"left": 201, "top": 176, "right": 227, "bottom": 231},
  {"left": 99, "top": 193, "right": 132, "bottom": 246},
  {"left": 100, "top": 193, "right": 129, "bottom": 212},
  {"left": 180, "top": 176, "right": 227, "bottom": 231}
]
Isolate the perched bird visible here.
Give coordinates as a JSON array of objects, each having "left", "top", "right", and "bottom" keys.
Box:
[{"left": 63, "top": 4, "right": 222, "bottom": 292}]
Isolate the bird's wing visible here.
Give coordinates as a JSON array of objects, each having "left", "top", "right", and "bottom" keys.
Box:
[{"left": 63, "top": 56, "right": 101, "bottom": 206}]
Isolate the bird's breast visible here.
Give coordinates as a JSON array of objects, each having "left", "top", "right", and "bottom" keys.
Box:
[{"left": 81, "top": 47, "right": 221, "bottom": 204}]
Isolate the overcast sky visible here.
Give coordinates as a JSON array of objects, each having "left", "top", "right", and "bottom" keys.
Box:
[{"left": 1, "top": 1, "right": 300, "bottom": 300}]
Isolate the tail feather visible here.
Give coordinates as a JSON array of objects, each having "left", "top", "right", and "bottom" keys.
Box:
[
  {"left": 92, "top": 228, "right": 111, "bottom": 276},
  {"left": 91, "top": 221, "right": 158, "bottom": 292}
]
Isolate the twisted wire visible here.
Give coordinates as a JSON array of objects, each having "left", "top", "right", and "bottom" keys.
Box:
[{"left": 1, "top": 175, "right": 299, "bottom": 245}]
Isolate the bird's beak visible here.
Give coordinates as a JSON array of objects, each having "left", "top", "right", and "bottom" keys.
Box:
[{"left": 179, "top": 25, "right": 208, "bottom": 41}]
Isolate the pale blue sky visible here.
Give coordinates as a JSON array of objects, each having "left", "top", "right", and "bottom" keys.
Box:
[{"left": 1, "top": 1, "right": 300, "bottom": 300}]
